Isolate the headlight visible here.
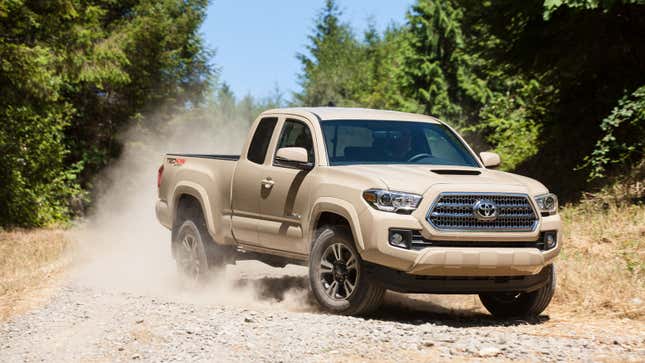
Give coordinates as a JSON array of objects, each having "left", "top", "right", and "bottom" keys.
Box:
[
  {"left": 534, "top": 193, "right": 558, "bottom": 215},
  {"left": 362, "top": 189, "right": 422, "bottom": 213}
]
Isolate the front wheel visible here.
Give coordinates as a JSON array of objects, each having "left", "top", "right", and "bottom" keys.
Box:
[
  {"left": 479, "top": 264, "right": 556, "bottom": 318},
  {"left": 309, "top": 226, "right": 385, "bottom": 315}
]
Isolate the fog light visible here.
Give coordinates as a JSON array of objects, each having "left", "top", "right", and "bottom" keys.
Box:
[
  {"left": 391, "top": 232, "right": 403, "bottom": 244},
  {"left": 388, "top": 229, "right": 412, "bottom": 249},
  {"left": 544, "top": 231, "right": 557, "bottom": 250}
]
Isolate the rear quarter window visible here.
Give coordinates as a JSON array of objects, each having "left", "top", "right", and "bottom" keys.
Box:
[{"left": 247, "top": 117, "right": 278, "bottom": 164}]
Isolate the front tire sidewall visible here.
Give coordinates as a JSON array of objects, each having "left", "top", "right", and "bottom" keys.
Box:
[{"left": 309, "top": 226, "right": 384, "bottom": 315}]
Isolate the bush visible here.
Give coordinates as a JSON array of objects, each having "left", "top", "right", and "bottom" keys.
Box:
[
  {"left": 465, "top": 78, "right": 548, "bottom": 171},
  {"left": 583, "top": 85, "right": 645, "bottom": 180}
]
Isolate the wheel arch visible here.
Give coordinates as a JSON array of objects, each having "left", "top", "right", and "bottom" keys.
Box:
[
  {"left": 309, "top": 197, "right": 365, "bottom": 252},
  {"left": 171, "top": 181, "right": 216, "bottom": 238}
]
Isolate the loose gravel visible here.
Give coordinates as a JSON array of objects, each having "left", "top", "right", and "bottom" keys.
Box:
[{"left": 1, "top": 262, "right": 644, "bottom": 362}]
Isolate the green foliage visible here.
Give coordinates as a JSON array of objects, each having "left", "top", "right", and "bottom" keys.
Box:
[
  {"left": 0, "top": 0, "right": 211, "bottom": 227},
  {"left": 297, "top": 0, "right": 548, "bottom": 171},
  {"left": 393, "top": 0, "right": 489, "bottom": 123},
  {"left": 543, "top": 0, "right": 644, "bottom": 19},
  {"left": 468, "top": 79, "right": 546, "bottom": 170},
  {"left": 582, "top": 85, "right": 645, "bottom": 180},
  {"left": 295, "top": 0, "right": 366, "bottom": 106},
  {"left": 394, "top": 0, "right": 549, "bottom": 172},
  {"left": 65, "top": 0, "right": 212, "bottom": 181},
  {"left": 0, "top": 1, "right": 78, "bottom": 226},
  {"left": 355, "top": 25, "right": 407, "bottom": 109},
  {"left": 458, "top": 0, "right": 645, "bottom": 197}
]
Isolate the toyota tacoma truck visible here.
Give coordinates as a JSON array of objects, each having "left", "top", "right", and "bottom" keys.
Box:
[{"left": 156, "top": 107, "right": 561, "bottom": 317}]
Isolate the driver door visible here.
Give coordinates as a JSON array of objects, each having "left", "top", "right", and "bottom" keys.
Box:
[{"left": 255, "top": 117, "right": 316, "bottom": 255}]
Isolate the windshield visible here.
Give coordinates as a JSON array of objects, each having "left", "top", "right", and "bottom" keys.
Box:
[{"left": 321, "top": 120, "right": 479, "bottom": 167}]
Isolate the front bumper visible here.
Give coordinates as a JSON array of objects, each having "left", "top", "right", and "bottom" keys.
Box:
[
  {"left": 357, "top": 191, "right": 562, "bottom": 277},
  {"left": 364, "top": 262, "right": 553, "bottom": 294}
]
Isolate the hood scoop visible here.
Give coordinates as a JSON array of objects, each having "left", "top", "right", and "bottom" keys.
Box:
[{"left": 431, "top": 169, "right": 481, "bottom": 176}]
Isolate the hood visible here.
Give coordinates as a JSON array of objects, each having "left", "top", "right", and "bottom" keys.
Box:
[{"left": 335, "top": 164, "right": 548, "bottom": 195}]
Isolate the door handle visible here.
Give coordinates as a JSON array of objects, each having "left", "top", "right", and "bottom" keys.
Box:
[{"left": 260, "top": 177, "right": 274, "bottom": 188}]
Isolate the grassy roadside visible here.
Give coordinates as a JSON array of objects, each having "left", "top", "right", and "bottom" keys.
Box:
[
  {"left": 0, "top": 228, "right": 73, "bottom": 321},
  {"left": 554, "top": 186, "right": 644, "bottom": 319}
]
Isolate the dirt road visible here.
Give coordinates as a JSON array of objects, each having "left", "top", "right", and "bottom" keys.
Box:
[{"left": 1, "top": 260, "right": 643, "bottom": 362}]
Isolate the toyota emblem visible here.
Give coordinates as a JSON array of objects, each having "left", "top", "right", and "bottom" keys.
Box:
[{"left": 473, "top": 199, "right": 498, "bottom": 221}]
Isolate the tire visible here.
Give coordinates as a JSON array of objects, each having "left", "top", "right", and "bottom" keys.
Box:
[
  {"left": 309, "top": 225, "right": 385, "bottom": 316},
  {"left": 174, "top": 220, "right": 211, "bottom": 284},
  {"left": 479, "top": 264, "right": 556, "bottom": 318}
]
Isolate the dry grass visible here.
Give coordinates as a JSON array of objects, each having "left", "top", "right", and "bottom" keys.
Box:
[
  {"left": 554, "top": 182, "right": 645, "bottom": 319},
  {"left": 0, "top": 228, "right": 73, "bottom": 321}
]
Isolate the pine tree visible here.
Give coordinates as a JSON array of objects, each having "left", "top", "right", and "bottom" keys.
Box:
[
  {"left": 295, "top": 0, "right": 364, "bottom": 106},
  {"left": 395, "top": 0, "right": 487, "bottom": 124}
]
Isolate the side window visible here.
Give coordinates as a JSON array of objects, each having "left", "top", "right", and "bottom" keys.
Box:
[
  {"left": 275, "top": 119, "right": 315, "bottom": 163},
  {"left": 247, "top": 117, "right": 278, "bottom": 164}
]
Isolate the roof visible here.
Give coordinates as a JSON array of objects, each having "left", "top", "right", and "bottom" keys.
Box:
[{"left": 261, "top": 107, "right": 442, "bottom": 123}]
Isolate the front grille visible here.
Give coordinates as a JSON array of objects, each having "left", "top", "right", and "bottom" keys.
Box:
[{"left": 427, "top": 193, "right": 538, "bottom": 232}]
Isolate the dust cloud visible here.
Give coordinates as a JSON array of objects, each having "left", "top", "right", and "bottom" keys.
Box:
[{"left": 67, "top": 110, "right": 314, "bottom": 312}]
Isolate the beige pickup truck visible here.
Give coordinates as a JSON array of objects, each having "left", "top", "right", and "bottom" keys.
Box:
[{"left": 156, "top": 107, "right": 561, "bottom": 317}]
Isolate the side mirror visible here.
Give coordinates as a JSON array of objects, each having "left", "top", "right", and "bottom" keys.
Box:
[
  {"left": 480, "top": 151, "right": 501, "bottom": 168},
  {"left": 275, "top": 147, "right": 313, "bottom": 170}
]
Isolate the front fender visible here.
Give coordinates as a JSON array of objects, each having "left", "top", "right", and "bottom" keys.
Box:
[{"left": 309, "top": 197, "right": 365, "bottom": 251}]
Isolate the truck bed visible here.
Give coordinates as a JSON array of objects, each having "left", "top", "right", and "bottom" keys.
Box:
[{"left": 157, "top": 153, "right": 239, "bottom": 241}]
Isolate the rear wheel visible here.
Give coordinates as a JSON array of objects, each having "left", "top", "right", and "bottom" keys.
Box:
[
  {"left": 309, "top": 226, "right": 385, "bottom": 315},
  {"left": 479, "top": 264, "right": 556, "bottom": 318},
  {"left": 174, "top": 220, "right": 210, "bottom": 284}
]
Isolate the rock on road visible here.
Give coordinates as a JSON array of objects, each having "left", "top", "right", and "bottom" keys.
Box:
[{"left": 1, "top": 262, "right": 644, "bottom": 363}]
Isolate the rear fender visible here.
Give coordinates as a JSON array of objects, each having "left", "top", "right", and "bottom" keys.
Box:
[{"left": 171, "top": 181, "right": 216, "bottom": 237}]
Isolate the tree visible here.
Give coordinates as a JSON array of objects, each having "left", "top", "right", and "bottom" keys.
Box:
[
  {"left": 65, "top": 0, "right": 212, "bottom": 184},
  {"left": 356, "top": 23, "right": 408, "bottom": 109},
  {"left": 295, "top": 0, "right": 366, "bottom": 106},
  {"left": 384, "top": 0, "right": 545, "bottom": 171},
  {"left": 459, "top": 0, "right": 645, "bottom": 197},
  {"left": 393, "top": 0, "right": 488, "bottom": 124},
  {"left": 294, "top": 0, "right": 548, "bottom": 171},
  {"left": 0, "top": 0, "right": 212, "bottom": 227}
]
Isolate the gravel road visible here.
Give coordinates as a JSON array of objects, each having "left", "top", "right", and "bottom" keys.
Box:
[{"left": 1, "top": 261, "right": 644, "bottom": 363}]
